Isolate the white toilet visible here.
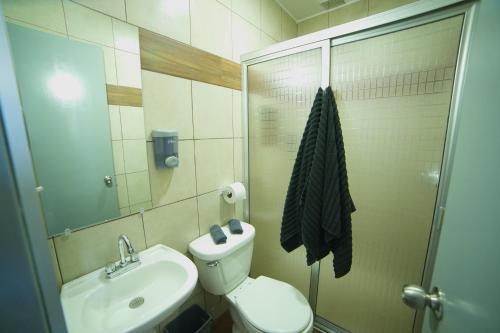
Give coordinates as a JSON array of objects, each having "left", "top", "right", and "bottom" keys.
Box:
[{"left": 188, "top": 222, "right": 313, "bottom": 333}]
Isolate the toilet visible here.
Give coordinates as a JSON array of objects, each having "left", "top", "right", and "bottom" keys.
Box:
[{"left": 188, "top": 222, "right": 313, "bottom": 333}]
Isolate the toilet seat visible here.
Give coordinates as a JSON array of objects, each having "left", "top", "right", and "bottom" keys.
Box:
[{"left": 233, "top": 276, "right": 312, "bottom": 333}]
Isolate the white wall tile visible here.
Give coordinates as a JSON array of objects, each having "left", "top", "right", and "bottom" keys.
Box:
[
  {"left": 53, "top": 214, "right": 145, "bottom": 282},
  {"left": 72, "top": 0, "right": 126, "bottom": 21},
  {"left": 197, "top": 191, "right": 234, "bottom": 234},
  {"left": 261, "top": 0, "right": 281, "bottom": 41},
  {"left": 125, "top": 0, "right": 190, "bottom": 44},
  {"left": 126, "top": 171, "right": 151, "bottom": 204},
  {"left": 123, "top": 140, "right": 148, "bottom": 173},
  {"left": 112, "top": 18, "right": 139, "bottom": 54},
  {"left": 112, "top": 140, "right": 125, "bottom": 174},
  {"left": 216, "top": 0, "right": 230, "bottom": 8},
  {"left": 108, "top": 105, "right": 122, "bottom": 140},
  {"left": 192, "top": 81, "right": 233, "bottom": 139},
  {"left": 63, "top": 0, "right": 114, "bottom": 47},
  {"left": 190, "top": 0, "right": 232, "bottom": 59},
  {"left": 147, "top": 140, "right": 197, "bottom": 206},
  {"left": 232, "top": 0, "right": 260, "bottom": 28},
  {"left": 143, "top": 198, "right": 199, "bottom": 253},
  {"left": 142, "top": 71, "right": 193, "bottom": 140},
  {"left": 120, "top": 106, "right": 146, "bottom": 139},
  {"left": 2, "top": 0, "right": 67, "bottom": 34},
  {"left": 115, "top": 50, "right": 142, "bottom": 88},
  {"left": 234, "top": 138, "right": 243, "bottom": 182},
  {"left": 231, "top": 13, "right": 261, "bottom": 63},
  {"left": 232, "top": 90, "right": 242, "bottom": 138},
  {"left": 194, "top": 139, "right": 234, "bottom": 194}
]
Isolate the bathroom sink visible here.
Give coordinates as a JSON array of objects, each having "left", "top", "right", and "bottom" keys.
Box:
[{"left": 60, "top": 244, "right": 198, "bottom": 333}]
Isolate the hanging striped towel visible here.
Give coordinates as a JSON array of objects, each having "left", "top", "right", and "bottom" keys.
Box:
[{"left": 281, "top": 86, "right": 355, "bottom": 278}]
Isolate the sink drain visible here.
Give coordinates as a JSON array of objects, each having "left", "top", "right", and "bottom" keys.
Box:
[{"left": 129, "top": 296, "right": 145, "bottom": 309}]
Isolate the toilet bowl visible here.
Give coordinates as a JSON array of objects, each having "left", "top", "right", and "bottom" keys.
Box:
[{"left": 188, "top": 222, "right": 313, "bottom": 333}]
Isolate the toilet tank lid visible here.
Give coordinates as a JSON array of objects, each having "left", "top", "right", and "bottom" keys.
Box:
[{"left": 189, "top": 222, "right": 255, "bottom": 261}]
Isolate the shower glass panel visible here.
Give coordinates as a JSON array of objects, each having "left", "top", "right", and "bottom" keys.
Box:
[
  {"left": 247, "top": 48, "right": 322, "bottom": 297},
  {"left": 316, "top": 16, "right": 463, "bottom": 332}
]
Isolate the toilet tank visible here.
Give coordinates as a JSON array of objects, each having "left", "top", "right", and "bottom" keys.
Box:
[{"left": 189, "top": 222, "right": 255, "bottom": 295}]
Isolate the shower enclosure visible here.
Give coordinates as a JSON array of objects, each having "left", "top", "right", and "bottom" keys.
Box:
[{"left": 241, "top": 1, "right": 474, "bottom": 332}]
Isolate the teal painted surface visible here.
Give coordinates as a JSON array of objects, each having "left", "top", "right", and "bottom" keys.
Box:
[
  {"left": 7, "top": 23, "right": 119, "bottom": 235},
  {"left": 423, "top": 1, "right": 500, "bottom": 332}
]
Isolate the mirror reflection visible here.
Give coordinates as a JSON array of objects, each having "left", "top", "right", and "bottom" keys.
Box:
[{"left": 7, "top": 23, "right": 151, "bottom": 235}]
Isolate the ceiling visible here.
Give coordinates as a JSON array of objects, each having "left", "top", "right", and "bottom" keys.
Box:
[{"left": 276, "top": 0, "right": 354, "bottom": 22}]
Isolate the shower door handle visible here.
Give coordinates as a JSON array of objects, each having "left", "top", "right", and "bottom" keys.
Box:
[{"left": 402, "top": 284, "right": 444, "bottom": 320}]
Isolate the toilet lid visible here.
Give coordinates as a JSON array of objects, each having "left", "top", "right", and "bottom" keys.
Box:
[{"left": 235, "top": 276, "right": 311, "bottom": 333}]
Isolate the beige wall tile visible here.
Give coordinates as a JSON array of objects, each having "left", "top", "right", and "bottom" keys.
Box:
[
  {"left": 129, "top": 200, "right": 152, "bottom": 213},
  {"left": 142, "top": 71, "right": 193, "bottom": 141},
  {"left": 192, "top": 81, "right": 233, "bottom": 139},
  {"left": 194, "top": 139, "right": 234, "bottom": 194},
  {"left": 368, "top": 0, "right": 415, "bottom": 15},
  {"left": 123, "top": 139, "right": 148, "bottom": 173},
  {"left": 232, "top": 90, "right": 242, "bottom": 138},
  {"left": 120, "top": 207, "right": 131, "bottom": 215},
  {"left": 126, "top": 171, "right": 152, "bottom": 204},
  {"left": 329, "top": 0, "right": 368, "bottom": 27},
  {"left": 120, "top": 106, "right": 146, "bottom": 139},
  {"left": 190, "top": 0, "right": 232, "bottom": 59},
  {"left": 147, "top": 140, "right": 197, "bottom": 206},
  {"left": 125, "top": 0, "right": 190, "bottom": 44},
  {"left": 2, "top": 0, "right": 67, "bottom": 34},
  {"left": 216, "top": 0, "right": 230, "bottom": 8},
  {"left": 108, "top": 105, "right": 122, "bottom": 140},
  {"left": 72, "top": 0, "right": 126, "bottom": 20},
  {"left": 63, "top": 0, "right": 114, "bottom": 47},
  {"left": 232, "top": 0, "right": 260, "bottom": 28},
  {"left": 234, "top": 138, "right": 243, "bottom": 182},
  {"left": 115, "top": 174, "right": 129, "bottom": 208},
  {"left": 112, "top": 18, "right": 139, "bottom": 54},
  {"left": 204, "top": 291, "right": 229, "bottom": 319},
  {"left": 282, "top": 10, "right": 297, "bottom": 41},
  {"left": 143, "top": 198, "right": 199, "bottom": 253},
  {"left": 232, "top": 13, "right": 261, "bottom": 63},
  {"left": 53, "top": 214, "right": 145, "bottom": 282},
  {"left": 48, "top": 238, "right": 63, "bottom": 289},
  {"left": 197, "top": 191, "right": 235, "bottom": 234},
  {"left": 112, "top": 140, "right": 125, "bottom": 174},
  {"left": 260, "top": 31, "right": 277, "bottom": 49},
  {"left": 297, "top": 12, "right": 328, "bottom": 36},
  {"left": 115, "top": 50, "right": 142, "bottom": 88},
  {"left": 261, "top": 0, "right": 281, "bottom": 41}
]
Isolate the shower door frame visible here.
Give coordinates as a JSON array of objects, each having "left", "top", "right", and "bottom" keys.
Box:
[{"left": 241, "top": 0, "right": 476, "bottom": 332}]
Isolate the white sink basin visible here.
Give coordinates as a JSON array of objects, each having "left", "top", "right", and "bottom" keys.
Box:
[{"left": 60, "top": 244, "right": 198, "bottom": 333}]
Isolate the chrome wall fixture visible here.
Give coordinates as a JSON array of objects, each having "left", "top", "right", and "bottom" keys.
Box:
[{"left": 240, "top": 0, "right": 476, "bottom": 332}]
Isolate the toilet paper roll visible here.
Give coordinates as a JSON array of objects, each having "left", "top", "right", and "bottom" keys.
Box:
[{"left": 221, "top": 182, "right": 247, "bottom": 204}]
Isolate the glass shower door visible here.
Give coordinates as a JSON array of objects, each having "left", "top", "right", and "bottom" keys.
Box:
[
  {"left": 247, "top": 48, "right": 323, "bottom": 297},
  {"left": 316, "top": 16, "right": 464, "bottom": 332}
]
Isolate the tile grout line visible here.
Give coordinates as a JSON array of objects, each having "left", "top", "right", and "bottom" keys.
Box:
[
  {"left": 189, "top": 80, "right": 202, "bottom": 237},
  {"left": 51, "top": 238, "right": 65, "bottom": 286}
]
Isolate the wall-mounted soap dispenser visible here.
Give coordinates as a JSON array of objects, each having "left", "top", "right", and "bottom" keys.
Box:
[{"left": 152, "top": 130, "right": 179, "bottom": 168}]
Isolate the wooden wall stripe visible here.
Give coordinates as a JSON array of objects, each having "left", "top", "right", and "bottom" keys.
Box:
[
  {"left": 106, "top": 84, "right": 143, "bottom": 107},
  {"left": 139, "top": 28, "right": 241, "bottom": 90}
]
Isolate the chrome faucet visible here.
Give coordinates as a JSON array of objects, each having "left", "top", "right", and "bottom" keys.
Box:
[{"left": 105, "top": 234, "right": 141, "bottom": 278}]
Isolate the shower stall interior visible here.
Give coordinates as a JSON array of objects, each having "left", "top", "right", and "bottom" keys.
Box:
[{"left": 240, "top": 1, "right": 474, "bottom": 332}]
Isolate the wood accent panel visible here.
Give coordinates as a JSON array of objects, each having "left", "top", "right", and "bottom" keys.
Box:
[
  {"left": 106, "top": 84, "right": 143, "bottom": 107},
  {"left": 139, "top": 28, "right": 241, "bottom": 90}
]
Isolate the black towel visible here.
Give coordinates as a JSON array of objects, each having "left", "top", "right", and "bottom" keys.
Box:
[{"left": 281, "top": 86, "right": 355, "bottom": 278}]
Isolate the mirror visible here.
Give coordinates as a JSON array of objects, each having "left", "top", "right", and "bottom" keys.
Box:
[{"left": 7, "top": 23, "right": 151, "bottom": 235}]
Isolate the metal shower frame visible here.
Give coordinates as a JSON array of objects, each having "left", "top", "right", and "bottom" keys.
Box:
[{"left": 240, "top": 0, "right": 477, "bottom": 332}]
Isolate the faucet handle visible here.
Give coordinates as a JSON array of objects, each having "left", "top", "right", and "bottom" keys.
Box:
[
  {"left": 105, "top": 263, "right": 117, "bottom": 275},
  {"left": 130, "top": 252, "right": 140, "bottom": 263}
]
